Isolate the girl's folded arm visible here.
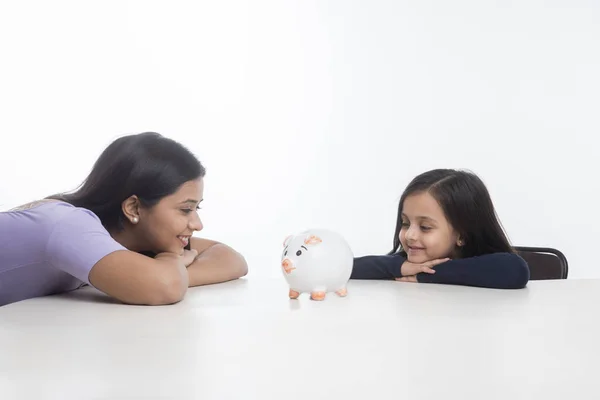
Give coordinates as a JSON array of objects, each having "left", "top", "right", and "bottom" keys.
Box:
[
  {"left": 351, "top": 253, "right": 405, "bottom": 280},
  {"left": 416, "top": 252, "right": 530, "bottom": 289}
]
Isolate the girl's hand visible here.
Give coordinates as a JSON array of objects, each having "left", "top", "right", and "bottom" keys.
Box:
[
  {"left": 399, "top": 258, "right": 450, "bottom": 277},
  {"left": 395, "top": 275, "right": 418, "bottom": 282}
]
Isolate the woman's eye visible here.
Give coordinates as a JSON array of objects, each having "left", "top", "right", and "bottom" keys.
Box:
[
  {"left": 296, "top": 250, "right": 302, "bottom": 256},
  {"left": 401, "top": 222, "right": 409, "bottom": 227},
  {"left": 181, "top": 206, "right": 202, "bottom": 214},
  {"left": 284, "top": 250, "right": 288, "bottom": 256},
  {"left": 421, "top": 226, "right": 431, "bottom": 231}
]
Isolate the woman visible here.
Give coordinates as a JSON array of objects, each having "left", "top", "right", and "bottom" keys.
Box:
[{"left": 0, "top": 132, "right": 248, "bottom": 306}]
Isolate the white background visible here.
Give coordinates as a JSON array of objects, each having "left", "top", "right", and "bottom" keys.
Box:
[{"left": 1, "top": 0, "right": 598, "bottom": 279}]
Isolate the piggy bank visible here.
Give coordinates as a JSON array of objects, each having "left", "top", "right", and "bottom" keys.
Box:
[{"left": 280, "top": 229, "right": 354, "bottom": 300}]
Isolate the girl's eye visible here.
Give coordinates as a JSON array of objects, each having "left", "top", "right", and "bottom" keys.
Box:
[
  {"left": 284, "top": 250, "right": 288, "bottom": 256},
  {"left": 296, "top": 250, "right": 302, "bottom": 256},
  {"left": 421, "top": 226, "right": 432, "bottom": 231},
  {"left": 401, "top": 222, "right": 409, "bottom": 227}
]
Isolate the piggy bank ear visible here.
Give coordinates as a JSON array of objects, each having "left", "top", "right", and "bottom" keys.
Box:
[
  {"left": 304, "top": 235, "right": 322, "bottom": 246},
  {"left": 283, "top": 235, "right": 293, "bottom": 247}
]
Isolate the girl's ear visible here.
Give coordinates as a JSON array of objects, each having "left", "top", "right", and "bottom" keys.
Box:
[{"left": 456, "top": 237, "right": 464, "bottom": 247}]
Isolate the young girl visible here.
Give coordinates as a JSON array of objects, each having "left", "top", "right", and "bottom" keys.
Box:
[
  {"left": 0, "top": 132, "right": 248, "bottom": 307},
  {"left": 351, "top": 168, "right": 529, "bottom": 289}
]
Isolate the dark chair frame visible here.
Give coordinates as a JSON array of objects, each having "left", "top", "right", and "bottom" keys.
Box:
[{"left": 513, "top": 246, "right": 568, "bottom": 280}]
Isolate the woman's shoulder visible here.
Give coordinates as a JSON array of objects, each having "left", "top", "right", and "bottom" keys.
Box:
[
  {"left": 44, "top": 202, "right": 105, "bottom": 231},
  {"left": 7, "top": 199, "right": 73, "bottom": 214},
  {"left": 4, "top": 199, "right": 104, "bottom": 232},
  {"left": 1, "top": 200, "right": 118, "bottom": 273}
]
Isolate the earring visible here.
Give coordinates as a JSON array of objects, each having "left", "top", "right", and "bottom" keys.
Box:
[
  {"left": 457, "top": 240, "right": 463, "bottom": 246},
  {"left": 132, "top": 217, "right": 139, "bottom": 224}
]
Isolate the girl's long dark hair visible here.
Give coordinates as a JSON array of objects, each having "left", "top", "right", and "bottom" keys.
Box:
[{"left": 389, "top": 169, "right": 514, "bottom": 258}]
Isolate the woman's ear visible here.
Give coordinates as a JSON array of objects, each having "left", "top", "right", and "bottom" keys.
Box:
[
  {"left": 456, "top": 237, "right": 464, "bottom": 247},
  {"left": 121, "top": 195, "right": 141, "bottom": 224}
]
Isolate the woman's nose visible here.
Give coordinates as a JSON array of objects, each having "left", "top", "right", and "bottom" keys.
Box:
[{"left": 189, "top": 213, "right": 203, "bottom": 231}]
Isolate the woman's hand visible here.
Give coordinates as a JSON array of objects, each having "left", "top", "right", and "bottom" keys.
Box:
[
  {"left": 154, "top": 249, "right": 198, "bottom": 267},
  {"left": 181, "top": 249, "right": 199, "bottom": 267}
]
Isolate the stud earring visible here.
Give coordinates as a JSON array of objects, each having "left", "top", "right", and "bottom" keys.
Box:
[{"left": 132, "top": 217, "right": 139, "bottom": 224}]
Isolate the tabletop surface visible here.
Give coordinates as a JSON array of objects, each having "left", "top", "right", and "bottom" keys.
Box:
[{"left": 0, "top": 276, "right": 597, "bottom": 400}]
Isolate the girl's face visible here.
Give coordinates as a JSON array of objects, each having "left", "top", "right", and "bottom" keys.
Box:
[
  {"left": 399, "top": 191, "right": 461, "bottom": 263},
  {"left": 136, "top": 178, "right": 205, "bottom": 255}
]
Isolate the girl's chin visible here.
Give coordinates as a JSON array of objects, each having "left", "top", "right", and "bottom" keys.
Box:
[{"left": 407, "top": 255, "right": 429, "bottom": 263}]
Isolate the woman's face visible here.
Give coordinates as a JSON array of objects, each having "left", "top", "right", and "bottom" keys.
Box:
[{"left": 136, "top": 178, "right": 204, "bottom": 255}]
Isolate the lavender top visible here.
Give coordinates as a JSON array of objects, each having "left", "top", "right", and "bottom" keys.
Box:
[{"left": 0, "top": 200, "right": 126, "bottom": 306}]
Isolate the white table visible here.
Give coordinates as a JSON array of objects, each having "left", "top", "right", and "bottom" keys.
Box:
[{"left": 0, "top": 277, "right": 598, "bottom": 400}]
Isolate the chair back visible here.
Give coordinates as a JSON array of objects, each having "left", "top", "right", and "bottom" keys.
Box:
[{"left": 514, "top": 246, "right": 568, "bottom": 280}]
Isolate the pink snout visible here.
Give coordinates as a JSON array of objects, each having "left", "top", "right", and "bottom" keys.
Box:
[{"left": 282, "top": 258, "right": 296, "bottom": 274}]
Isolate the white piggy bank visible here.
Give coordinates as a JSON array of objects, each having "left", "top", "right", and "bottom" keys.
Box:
[{"left": 280, "top": 229, "right": 354, "bottom": 300}]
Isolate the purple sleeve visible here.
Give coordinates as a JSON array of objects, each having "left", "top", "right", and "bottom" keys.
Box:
[{"left": 46, "top": 207, "right": 127, "bottom": 284}]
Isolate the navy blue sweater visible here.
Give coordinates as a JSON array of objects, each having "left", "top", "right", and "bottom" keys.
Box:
[{"left": 351, "top": 252, "right": 530, "bottom": 289}]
